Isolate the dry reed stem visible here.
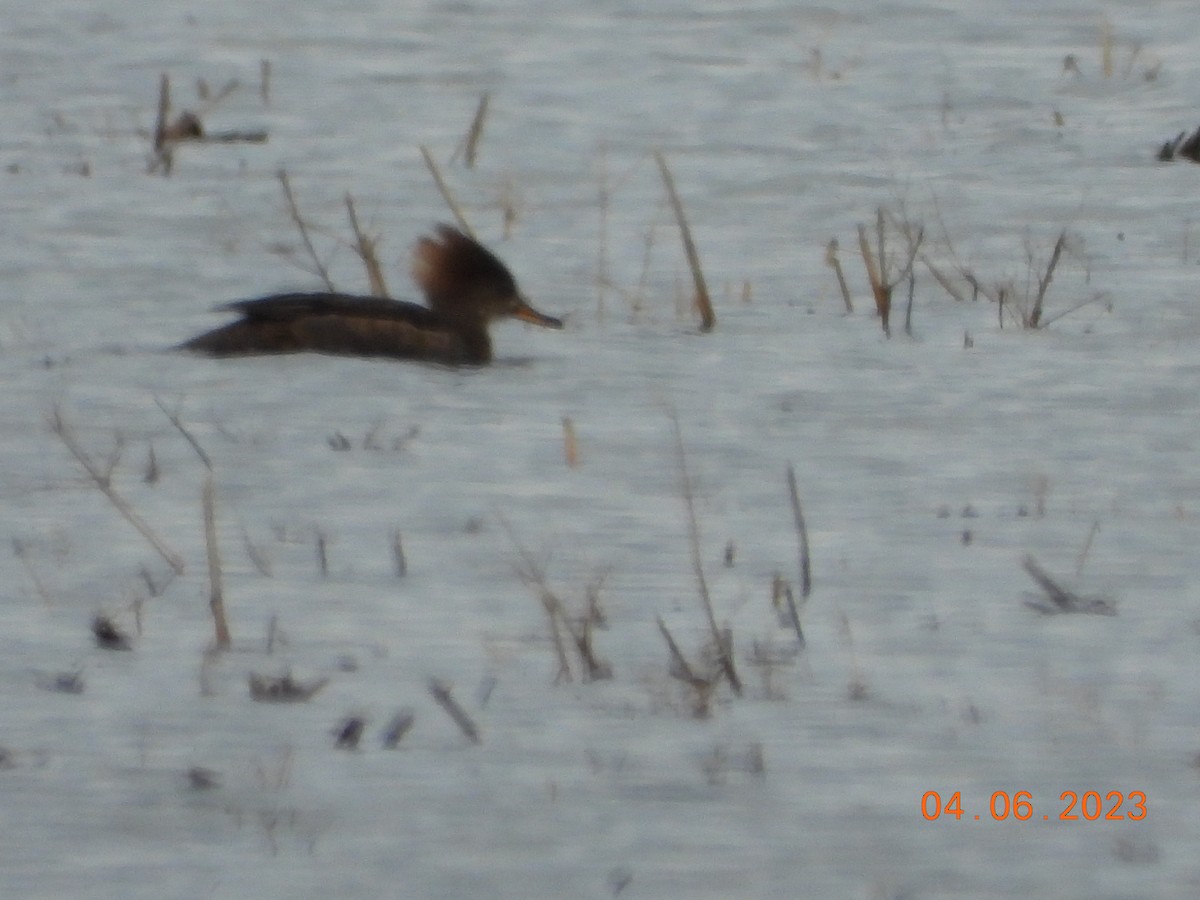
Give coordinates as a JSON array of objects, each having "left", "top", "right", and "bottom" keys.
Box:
[
  {"left": 428, "top": 678, "right": 482, "bottom": 744},
  {"left": 149, "top": 72, "right": 176, "bottom": 174},
  {"left": 655, "top": 615, "right": 705, "bottom": 687},
  {"left": 315, "top": 530, "right": 329, "bottom": 578},
  {"left": 451, "top": 92, "right": 490, "bottom": 168},
  {"left": 277, "top": 170, "right": 336, "bottom": 291},
  {"left": 825, "top": 239, "right": 853, "bottom": 313},
  {"left": 668, "top": 409, "right": 741, "bottom": 695},
  {"left": 1030, "top": 229, "right": 1066, "bottom": 329},
  {"left": 154, "top": 395, "right": 212, "bottom": 470},
  {"left": 904, "top": 271, "right": 916, "bottom": 336},
  {"left": 875, "top": 208, "right": 887, "bottom": 291},
  {"left": 562, "top": 417, "right": 580, "bottom": 468},
  {"left": 203, "top": 474, "right": 232, "bottom": 650},
  {"left": 1075, "top": 520, "right": 1100, "bottom": 576},
  {"left": 344, "top": 193, "right": 388, "bottom": 297},
  {"left": 243, "top": 528, "right": 272, "bottom": 577},
  {"left": 153, "top": 72, "right": 170, "bottom": 154},
  {"left": 419, "top": 145, "right": 474, "bottom": 238},
  {"left": 51, "top": 406, "right": 185, "bottom": 574},
  {"left": 856, "top": 222, "right": 889, "bottom": 331},
  {"left": 653, "top": 151, "right": 715, "bottom": 332},
  {"left": 391, "top": 529, "right": 407, "bottom": 577},
  {"left": 785, "top": 464, "right": 812, "bottom": 600}
]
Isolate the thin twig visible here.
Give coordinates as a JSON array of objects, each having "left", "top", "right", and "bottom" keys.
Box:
[
  {"left": 419, "top": 145, "right": 474, "bottom": 237},
  {"left": 12, "top": 539, "right": 57, "bottom": 607},
  {"left": 1074, "top": 520, "right": 1101, "bottom": 576},
  {"left": 344, "top": 193, "right": 388, "bottom": 297},
  {"left": 153, "top": 395, "right": 212, "bottom": 470},
  {"left": 497, "top": 512, "right": 573, "bottom": 683},
  {"left": 51, "top": 406, "right": 185, "bottom": 574},
  {"left": 668, "top": 409, "right": 741, "bottom": 694},
  {"left": 277, "top": 169, "right": 336, "bottom": 291}
]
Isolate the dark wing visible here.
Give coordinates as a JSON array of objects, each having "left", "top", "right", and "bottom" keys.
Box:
[{"left": 218, "top": 292, "right": 441, "bottom": 326}]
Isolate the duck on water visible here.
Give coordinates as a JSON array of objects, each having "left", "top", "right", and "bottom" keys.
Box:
[{"left": 179, "top": 225, "right": 562, "bottom": 365}]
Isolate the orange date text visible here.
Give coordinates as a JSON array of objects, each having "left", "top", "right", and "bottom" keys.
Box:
[{"left": 921, "top": 790, "right": 1146, "bottom": 822}]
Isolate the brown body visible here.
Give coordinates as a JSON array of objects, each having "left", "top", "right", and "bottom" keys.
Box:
[{"left": 179, "top": 226, "right": 561, "bottom": 365}]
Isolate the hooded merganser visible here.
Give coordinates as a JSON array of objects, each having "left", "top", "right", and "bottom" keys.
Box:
[{"left": 179, "top": 225, "right": 562, "bottom": 364}]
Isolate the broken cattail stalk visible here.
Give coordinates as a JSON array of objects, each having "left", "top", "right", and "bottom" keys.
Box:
[
  {"left": 419, "top": 144, "right": 474, "bottom": 238},
  {"left": 654, "top": 151, "right": 715, "bottom": 332},
  {"left": 203, "top": 474, "right": 232, "bottom": 650}
]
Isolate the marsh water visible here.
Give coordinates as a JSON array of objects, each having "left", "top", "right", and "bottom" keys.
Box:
[{"left": 2, "top": 2, "right": 1199, "bottom": 897}]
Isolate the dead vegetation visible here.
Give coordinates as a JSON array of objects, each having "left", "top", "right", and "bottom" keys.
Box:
[
  {"left": 248, "top": 671, "right": 329, "bottom": 702},
  {"left": 1157, "top": 125, "right": 1200, "bottom": 163},
  {"left": 1022, "top": 555, "right": 1116, "bottom": 616},
  {"left": 1061, "top": 18, "right": 1162, "bottom": 82},
  {"left": 501, "top": 514, "right": 613, "bottom": 684},
  {"left": 831, "top": 203, "right": 1108, "bottom": 333},
  {"left": 149, "top": 71, "right": 269, "bottom": 175}
]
